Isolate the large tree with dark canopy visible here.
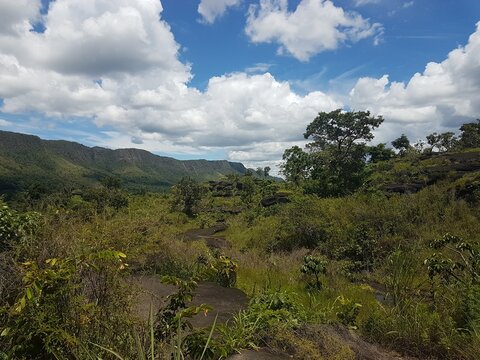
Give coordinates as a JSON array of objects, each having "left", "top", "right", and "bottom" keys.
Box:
[
  {"left": 459, "top": 119, "right": 480, "bottom": 149},
  {"left": 283, "top": 109, "right": 383, "bottom": 196}
]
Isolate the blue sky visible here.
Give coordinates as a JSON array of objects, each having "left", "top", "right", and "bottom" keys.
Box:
[{"left": 0, "top": 0, "right": 479, "bottom": 171}]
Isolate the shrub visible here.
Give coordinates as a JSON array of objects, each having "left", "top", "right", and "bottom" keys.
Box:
[
  {"left": 0, "top": 201, "right": 40, "bottom": 252},
  {"left": 300, "top": 255, "right": 327, "bottom": 291}
]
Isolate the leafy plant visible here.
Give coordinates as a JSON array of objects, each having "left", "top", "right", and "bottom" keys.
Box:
[
  {"left": 333, "top": 296, "right": 362, "bottom": 329},
  {"left": 171, "top": 177, "right": 205, "bottom": 217},
  {"left": 0, "top": 250, "right": 129, "bottom": 359},
  {"left": 424, "top": 233, "right": 480, "bottom": 286},
  {"left": 300, "top": 255, "right": 327, "bottom": 291},
  {"left": 335, "top": 225, "right": 378, "bottom": 278},
  {"left": 0, "top": 201, "right": 40, "bottom": 251},
  {"left": 202, "top": 254, "right": 238, "bottom": 288},
  {"left": 154, "top": 276, "right": 211, "bottom": 342}
]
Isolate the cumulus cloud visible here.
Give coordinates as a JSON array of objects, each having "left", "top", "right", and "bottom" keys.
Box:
[
  {"left": 0, "top": 118, "right": 12, "bottom": 127},
  {"left": 0, "top": 0, "right": 340, "bottom": 170},
  {"left": 198, "top": 0, "right": 242, "bottom": 24},
  {"left": 0, "top": 0, "right": 41, "bottom": 35},
  {"left": 245, "top": 0, "right": 383, "bottom": 61},
  {"left": 350, "top": 21, "right": 480, "bottom": 141},
  {"left": 1, "top": 0, "right": 479, "bottom": 172}
]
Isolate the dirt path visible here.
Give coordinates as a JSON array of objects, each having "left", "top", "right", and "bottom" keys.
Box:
[{"left": 129, "top": 275, "right": 247, "bottom": 328}]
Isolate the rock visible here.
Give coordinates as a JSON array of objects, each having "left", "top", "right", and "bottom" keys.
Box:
[
  {"left": 261, "top": 193, "right": 290, "bottom": 207},
  {"left": 202, "top": 236, "right": 232, "bottom": 249},
  {"left": 382, "top": 183, "right": 425, "bottom": 194},
  {"left": 180, "top": 222, "right": 228, "bottom": 241},
  {"left": 130, "top": 276, "right": 248, "bottom": 328}
]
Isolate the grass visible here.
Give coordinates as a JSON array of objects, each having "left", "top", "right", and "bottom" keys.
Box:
[{"left": 2, "top": 162, "right": 480, "bottom": 359}]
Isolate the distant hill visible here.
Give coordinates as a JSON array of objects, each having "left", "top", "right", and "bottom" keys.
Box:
[{"left": 0, "top": 130, "right": 252, "bottom": 195}]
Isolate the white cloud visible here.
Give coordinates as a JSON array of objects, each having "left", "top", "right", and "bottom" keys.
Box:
[
  {"left": 245, "top": 62, "right": 274, "bottom": 73},
  {"left": 350, "top": 21, "right": 480, "bottom": 141},
  {"left": 353, "top": 0, "right": 381, "bottom": 6},
  {"left": 245, "top": 0, "right": 383, "bottom": 61},
  {"left": 198, "top": 0, "right": 242, "bottom": 24},
  {"left": 1, "top": 0, "right": 479, "bottom": 172},
  {"left": 0, "top": 0, "right": 340, "bottom": 171},
  {"left": 0, "top": 119, "right": 12, "bottom": 127},
  {"left": 0, "top": 0, "right": 41, "bottom": 35}
]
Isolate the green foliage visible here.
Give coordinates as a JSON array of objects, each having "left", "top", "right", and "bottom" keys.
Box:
[
  {"left": 282, "top": 109, "right": 384, "bottom": 196},
  {"left": 201, "top": 254, "right": 238, "bottom": 288},
  {"left": 154, "top": 276, "right": 210, "bottom": 342},
  {"left": 362, "top": 300, "right": 460, "bottom": 358},
  {"left": 281, "top": 146, "right": 311, "bottom": 185},
  {"left": 274, "top": 197, "right": 329, "bottom": 251},
  {"left": 300, "top": 255, "right": 327, "bottom": 291},
  {"left": 304, "top": 109, "right": 383, "bottom": 151},
  {"left": 334, "top": 296, "right": 362, "bottom": 329},
  {"left": 238, "top": 174, "right": 256, "bottom": 204},
  {"left": 391, "top": 134, "right": 411, "bottom": 155},
  {"left": 100, "top": 175, "right": 122, "bottom": 190},
  {"left": 425, "top": 233, "right": 480, "bottom": 286},
  {"left": 263, "top": 166, "right": 271, "bottom": 177},
  {"left": 426, "top": 131, "right": 458, "bottom": 152},
  {"left": 366, "top": 143, "right": 395, "bottom": 163},
  {"left": 335, "top": 226, "right": 378, "bottom": 278},
  {"left": 0, "top": 250, "right": 129, "bottom": 359},
  {"left": 304, "top": 109, "right": 383, "bottom": 196},
  {"left": 83, "top": 186, "right": 129, "bottom": 212},
  {"left": 384, "top": 248, "right": 418, "bottom": 305},
  {"left": 171, "top": 177, "right": 204, "bottom": 217},
  {"left": 0, "top": 201, "right": 40, "bottom": 251},
  {"left": 214, "top": 291, "right": 303, "bottom": 356},
  {"left": 459, "top": 119, "right": 480, "bottom": 149}
]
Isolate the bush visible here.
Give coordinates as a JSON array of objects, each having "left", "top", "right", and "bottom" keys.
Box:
[{"left": 0, "top": 201, "right": 40, "bottom": 252}]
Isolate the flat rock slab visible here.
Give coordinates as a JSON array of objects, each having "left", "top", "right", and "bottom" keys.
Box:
[
  {"left": 180, "top": 223, "right": 228, "bottom": 241},
  {"left": 130, "top": 275, "right": 248, "bottom": 328},
  {"left": 227, "top": 350, "right": 292, "bottom": 360}
]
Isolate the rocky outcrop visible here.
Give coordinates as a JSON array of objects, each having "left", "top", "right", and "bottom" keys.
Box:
[
  {"left": 261, "top": 193, "right": 291, "bottom": 207},
  {"left": 381, "top": 151, "right": 480, "bottom": 194}
]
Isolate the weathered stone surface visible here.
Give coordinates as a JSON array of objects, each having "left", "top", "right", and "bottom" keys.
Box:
[
  {"left": 261, "top": 193, "right": 290, "bottom": 207},
  {"left": 130, "top": 276, "right": 248, "bottom": 328},
  {"left": 180, "top": 222, "right": 228, "bottom": 241}
]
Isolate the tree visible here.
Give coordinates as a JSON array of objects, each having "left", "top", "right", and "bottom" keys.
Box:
[
  {"left": 239, "top": 173, "right": 256, "bottom": 204},
  {"left": 281, "top": 145, "right": 311, "bottom": 185},
  {"left": 391, "top": 134, "right": 411, "bottom": 155},
  {"left": 459, "top": 119, "right": 480, "bottom": 149},
  {"left": 100, "top": 176, "right": 122, "bottom": 190},
  {"left": 263, "top": 166, "right": 271, "bottom": 177},
  {"left": 426, "top": 132, "right": 457, "bottom": 152},
  {"left": 304, "top": 109, "right": 383, "bottom": 154},
  {"left": 366, "top": 143, "right": 395, "bottom": 163},
  {"left": 301, "top": 109, "right": 384, "bottom": 196},
  {"left": 171, "top": 177, "right": 204, "bottom": 217}
]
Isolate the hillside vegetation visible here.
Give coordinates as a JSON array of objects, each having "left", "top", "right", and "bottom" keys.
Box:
[
  {"left": 0, "top": 130, "right": 250, "bottom": 196},
  {"left": 0, "top": 114, "right": 480, "bottom": 359}
]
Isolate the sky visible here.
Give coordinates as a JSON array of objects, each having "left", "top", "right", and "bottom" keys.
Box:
[{"left": 0, "top": 0, "right": 479, "bottom": 173}]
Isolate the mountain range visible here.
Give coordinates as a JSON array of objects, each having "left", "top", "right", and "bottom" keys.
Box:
[{"left": 0, "top": 130, "right": 252, "bottom": 195}]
